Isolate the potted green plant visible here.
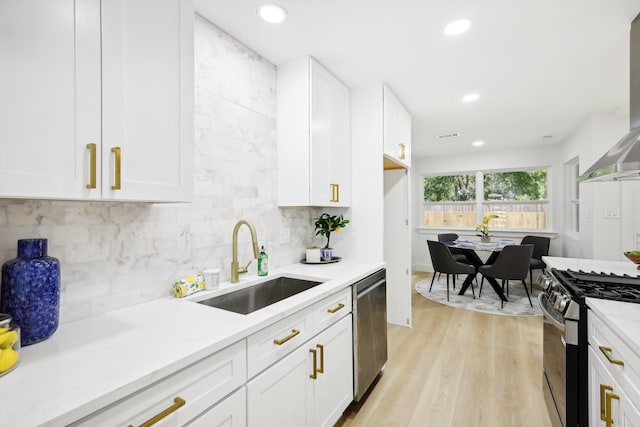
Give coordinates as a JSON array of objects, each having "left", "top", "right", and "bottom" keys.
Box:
[
  {"left": 476, "top": 213, "right": 498, "bottom": 242},
  {"left": 314, "top": 213, "right": 349, "bottom": 260}
]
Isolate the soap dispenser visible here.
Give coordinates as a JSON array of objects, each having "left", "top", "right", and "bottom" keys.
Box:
[{"left": 258, "top": 246, "right": 268, "bottom": 276}]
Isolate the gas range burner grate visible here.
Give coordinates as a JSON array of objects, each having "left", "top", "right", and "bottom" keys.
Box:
[
  {"left": 566, "top": 269, "right": 640, "bottom": 286},
  {"left": 553, "top": 269, "right": 640, "bottom": 303}
]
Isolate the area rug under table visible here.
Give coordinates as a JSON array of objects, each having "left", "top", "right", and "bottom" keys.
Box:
[{"left": 415, "top": 277, "right": 542, "bottom": 316}]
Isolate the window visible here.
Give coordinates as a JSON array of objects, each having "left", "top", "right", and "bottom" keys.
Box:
[
  {"left": 482, "top": 170, "right": 548, "bottom": 230},
  {"left": 423, "top": 174, "right": 476, "bottom": 227},
  {"left": 423, "top": 168, "right": 550, "bottom": 230},
  {"left": 565, "top": 158, "right": 580, "bottom": 233}
]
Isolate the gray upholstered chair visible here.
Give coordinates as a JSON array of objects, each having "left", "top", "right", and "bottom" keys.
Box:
[
  {"left": 521, "top": 235, "right": 550, "bottom": 292},
  {"left": 478, "top": 244, "right": 534, "bottom": 308},
  {"left": 427, "top": 240, "right": 476, "bottom": 301},
  {"left": 437, "top": 233, "right": 467, "bottom": 289}
]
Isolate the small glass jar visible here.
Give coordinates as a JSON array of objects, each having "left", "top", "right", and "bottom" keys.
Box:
[{"left": 0, "top": 313, "right": 21, "bottom": 376}]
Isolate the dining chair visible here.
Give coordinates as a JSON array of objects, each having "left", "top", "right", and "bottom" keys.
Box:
[
  {"left": 437, "top": 233, "right": 468, "bottom": 289},
  {"left": 521, "top": 235, "right": 550, "bottom": 293},
  {"left": 478, "top": 244, "right": 534, "bottom": 308},
  {"left": 427, "top": 240, "right": 477, "bottom": 301}
]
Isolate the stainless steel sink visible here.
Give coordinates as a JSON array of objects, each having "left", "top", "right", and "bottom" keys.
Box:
[{"left": 198, "top": 276, "right": 324, "bottom": 314}]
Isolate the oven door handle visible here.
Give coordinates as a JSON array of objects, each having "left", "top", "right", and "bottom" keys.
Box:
[{"left": 538, "top": 293, "right": 565, "bottom": 333}]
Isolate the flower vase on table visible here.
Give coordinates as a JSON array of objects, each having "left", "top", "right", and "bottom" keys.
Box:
[
  {"left": 476, "top": 214, "right": 498, "bottom": 245},
  {"left": 1, "top": 239, "right": 60, "bottom": 346}
]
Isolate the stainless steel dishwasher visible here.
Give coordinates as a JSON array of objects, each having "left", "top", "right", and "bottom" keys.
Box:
[{"left": 352, "top": 268, "right": 387, "bottom": 401}]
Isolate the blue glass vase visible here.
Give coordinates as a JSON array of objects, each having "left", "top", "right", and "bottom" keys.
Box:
[{"left": 1, "top": 239, "right": 60, "bottom": 346}]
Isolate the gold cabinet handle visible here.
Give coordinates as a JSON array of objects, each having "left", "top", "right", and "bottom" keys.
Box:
[
  {"left": 127, "top": 396, "right": 186, "bottom": 427},
  {"left": 605, "top": 390, "right": 620, "bottom": 427},
  {"left": 327, "top": 303, "right": 345, "bottom": 314},
  {"left": 273, "top": 329, "right": 300, "bottom": 345},
  {"left": 600, "top": 384, "right": 614, "bottom": 421},
  {"left": 111, "top": 146, "right": 121, "bottom": 190},
  {"left": 399, "top": 143, "right": 406, "bottom": 160},
  {"left": 309, "top": 348, "right": 318, "bottom": 379},
  {"left": 599, "top": 346, "right": 624, "bottom": 366},
  {"left": 330, "top": 183, "right": 340, "bottom": 203},
  {"left": 86, "top": 143, "right": 97, "bottom": 189},
  {"left": 316, "top": 344, "right": 324, "bottom": 374}
]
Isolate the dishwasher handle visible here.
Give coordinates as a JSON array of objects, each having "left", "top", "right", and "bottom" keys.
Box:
[{"left": 356, "top": 278, "right": 386, "bottom": 298}]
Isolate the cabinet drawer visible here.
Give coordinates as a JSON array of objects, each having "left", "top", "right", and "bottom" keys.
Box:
[
  {"left": 588, "top": 310, "right": 640, "bottom": 407},
  {"left": 188, "top": 387, "right": 246, "bottom": 427},
  {"left": 72, "top": 340, "right": 247, "bottom": 426},
  {"left": 247, "top": 307, "right": 314, "bottom": 378},
  {"left": 313, "top": 287, "right": 352, "bottom": 332}
]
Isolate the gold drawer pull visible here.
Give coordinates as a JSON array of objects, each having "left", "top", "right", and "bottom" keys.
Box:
[
  {"left": 128, "top": 396, "right": 186, "bottom": 427},
  {"left": 111, "top": 146, "right": 122, "bottom": 190},
  {"left": 86, "top": 143, "right": 96, "bottom": 189},
  {"left": 605, "top": 390, "right": 620, "bottom": 427},
  {"left": 599, "top": 346, "right": 624, "bottom": 366},
  {"left": 399, "top": 143, "right": 406, "bottom": 160},
  {"left": 317, "top": 344, "right": 324, "bottom": 374},
  {"left": 600, "top": 384, "right": 613, "bottom": 421},
  {"left": 327, "top": 303, "right": 345, "bottom": 314},
  {"left": 273, "top": 329, "right": 300, "bottom": 345},
  {"left": 309, "top": 348, "right": 318, "bottom": 379}
]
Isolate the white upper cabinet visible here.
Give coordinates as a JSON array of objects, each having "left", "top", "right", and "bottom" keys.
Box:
[
  {"left": 101, "top": 0, "right": 193, "bottom": 202},
  {"left": 0, "top": 0, "right": 193, "bottom": 202},
  {"left": 277, "top": 57, "right": 351, "bottom": 207},
  {"left": 383, "top": 86, "right": 411, "bottom": 169},
  {"left": 0, "top": 0, "right": 101, "bottom": 200}
]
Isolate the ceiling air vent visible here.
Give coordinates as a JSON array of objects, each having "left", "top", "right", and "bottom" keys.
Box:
[{"left": 438, "top": 132, "right": 461, "bottom": 139}]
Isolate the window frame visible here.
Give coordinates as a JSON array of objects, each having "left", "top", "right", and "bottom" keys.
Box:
[{"left": 422, "top": 167, "right": 551, "bottom": 231}]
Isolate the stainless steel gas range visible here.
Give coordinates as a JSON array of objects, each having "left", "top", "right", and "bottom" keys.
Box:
[{"left": 538, "top": 268, "right": 640, "bottom": 427}]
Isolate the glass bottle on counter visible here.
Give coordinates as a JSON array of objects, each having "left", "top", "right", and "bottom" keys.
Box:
[{"left": 258, "top": 246, "right": 268, "bottom": 276}]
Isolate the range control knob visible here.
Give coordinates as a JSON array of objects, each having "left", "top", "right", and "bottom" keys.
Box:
[{"left": 555, "top": 295, "right": 570, "bottom": 312}]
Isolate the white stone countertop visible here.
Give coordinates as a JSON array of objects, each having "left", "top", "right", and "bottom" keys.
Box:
[
  {"left": 542, "top": 256, "right": 640, "bottom": 277},
  {"left": 1, "top": 259, "right": 384, "bottom": 426},
  {"left": 586, "top": 298, "right": 640, "bottom": 358}
]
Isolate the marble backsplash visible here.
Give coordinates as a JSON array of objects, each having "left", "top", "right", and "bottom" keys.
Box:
[{"left": 0, "top": 15, "right": 321, "bottom": 323}]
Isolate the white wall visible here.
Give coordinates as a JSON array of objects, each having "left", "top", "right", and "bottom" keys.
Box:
[
  {"left": 0, "top": 16, "right": 319, "bottom": 323},
  {"left": 411, "top": 144, "right": 564, "bottom": 271}
]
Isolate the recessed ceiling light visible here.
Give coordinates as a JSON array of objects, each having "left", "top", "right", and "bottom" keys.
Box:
[
  {"left": 258, "top": 4, "right": 287, "bottom": 24},
  {"left": 445, "top": 19, "right": 471, "bottom": 36},
  {"left": 462, "top": 93, "right": 480, "bottom": 103},
  {"left": 472, "top": 140, "right": 484, "bottom": 147}
]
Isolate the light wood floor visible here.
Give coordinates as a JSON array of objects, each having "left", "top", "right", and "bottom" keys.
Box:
[{"left": 337, "top": 272, "right": 552, "bottom": 427}]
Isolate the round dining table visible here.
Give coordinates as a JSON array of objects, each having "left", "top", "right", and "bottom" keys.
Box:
[{"left": 446, "top": 240, "right": 512, "bottom": 302}]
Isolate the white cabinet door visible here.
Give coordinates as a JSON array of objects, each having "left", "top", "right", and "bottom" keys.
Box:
[
  {"left": 309, "top": 60, "right": 351, "bottom": 207},
  {"left": 589, "top": 346, "right": 640, "bottom": 427},
  {"left": 0, "top": 0, "right": 101, "bottom": 200},
  {"left": 101, "top": 0, "right": 193, "bottom": 202},
  {"left": 313, "top": 315, "right": 353, "bottom": 427},
  {"left": 188, "top": 387, "right": 246, "bottom": 427},
  {"left": 247, "top": 342, "right": 314, "bottom": 427},
  {"left": 383, "top": 86, "right": 411, "bottom": 169},
  {"left": 277, "top": 57, "right": 350, "bottom": 207}
]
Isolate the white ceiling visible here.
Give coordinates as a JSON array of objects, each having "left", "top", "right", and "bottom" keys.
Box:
[{"left": 195, "top": 0, "right": 640, "bottom": 157}]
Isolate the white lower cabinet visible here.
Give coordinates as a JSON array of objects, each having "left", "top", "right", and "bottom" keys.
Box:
[
  {"left": 588, "top": 308, "right": 640, "bottom": 427},
  {"left": 589, "top": 346, "right": 640, "bottom": 426},
  {"left": 71, "top": 341, "right": 247, "bottom": 426},
  {"left": 188, "top": 387, "right": 246, "bottom": 427},
  {"left": 247, "top": 315, "right": 353, "bottom": 427}
]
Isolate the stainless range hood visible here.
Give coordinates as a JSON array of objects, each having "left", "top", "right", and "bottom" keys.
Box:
[{"left": 580, "top": 13, "right": 640, "bottom": 182}]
